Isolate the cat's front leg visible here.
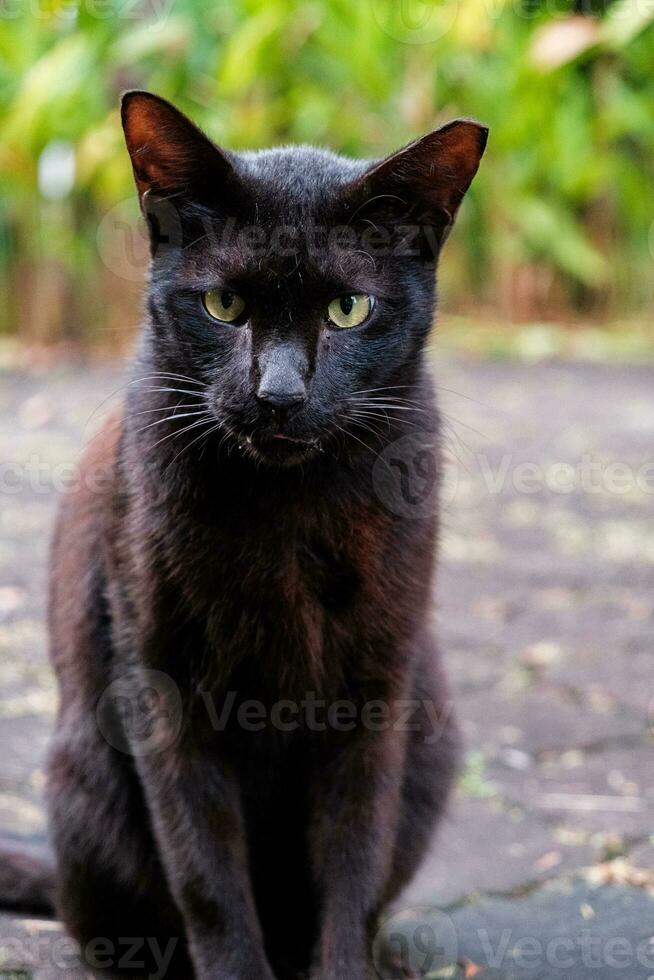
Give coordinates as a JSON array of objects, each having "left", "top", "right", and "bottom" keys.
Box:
[
  {"left": 308, "top": 718, "right": 407, "bottom": 980},
  {"left": 134, "top": 731, "right": 276, "bottom": 980}
]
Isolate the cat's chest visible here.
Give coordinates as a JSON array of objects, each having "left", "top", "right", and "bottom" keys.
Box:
[
  {"left": 172, "top": 502, "right": 388, "bottom": 679},
  {"left": 199, "top": 520, "right": 363, "bottom": 622}
]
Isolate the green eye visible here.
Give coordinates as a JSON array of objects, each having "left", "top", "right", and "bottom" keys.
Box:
[
  {"left": 203, "top": 288, "right": 247, "bottom": 324},
  {"left": 327, "top": 294, "right": 374, "bottom": 329}
]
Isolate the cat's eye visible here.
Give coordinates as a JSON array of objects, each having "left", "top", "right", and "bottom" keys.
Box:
[
  {"left": 203, "top": 288, "right": 247, "bottom": 324},
  {"left": 327, "top": 294, "right": 374, "bottom": 329}
]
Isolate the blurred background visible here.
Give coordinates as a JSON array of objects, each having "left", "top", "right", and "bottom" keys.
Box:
[{"left": 1, "top": 0, "right": 653, "bottom": 355}]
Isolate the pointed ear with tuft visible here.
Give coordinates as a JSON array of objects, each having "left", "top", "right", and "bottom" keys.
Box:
[
  {"left": 349, "top": 119, "right": 488, "bottom": 251},
  {"left": 120, "top": 90, "right": 235, "bottom": 207}
]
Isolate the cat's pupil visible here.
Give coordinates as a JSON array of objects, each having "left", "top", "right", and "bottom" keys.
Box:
[
  {"left": 222, "top": 290, "right": 234, "bottom": 309},
  {"left": 340, "top": 296, "right": 354, "bottom": 316}
]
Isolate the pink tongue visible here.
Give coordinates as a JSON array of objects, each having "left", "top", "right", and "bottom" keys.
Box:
[{"left": 272, "top": 433, "right": 308, "bottom": 445}]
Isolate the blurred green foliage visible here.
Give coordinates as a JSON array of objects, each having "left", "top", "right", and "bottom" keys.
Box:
[{"left": 0, "top": 0, "right": 653, "bottom": 343}]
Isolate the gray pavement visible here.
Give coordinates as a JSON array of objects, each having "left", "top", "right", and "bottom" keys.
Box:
[{"left": 0, "top": 352, "right": 652, "bottom": 978}]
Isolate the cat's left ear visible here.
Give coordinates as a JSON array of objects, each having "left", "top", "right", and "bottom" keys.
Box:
[
  {"left": 121, "top": 90, "right": 236, "bottom": 206},
  {"left": 348, "top": 119, "right": 488, "bottom": 245}
]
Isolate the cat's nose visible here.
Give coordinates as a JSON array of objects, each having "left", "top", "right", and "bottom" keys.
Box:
[
  {"left": 255, "top": 351, "right": 307, "bottom": 420},
  {"left": 256, "top": 386, "right": 307, "bottom": 420}
]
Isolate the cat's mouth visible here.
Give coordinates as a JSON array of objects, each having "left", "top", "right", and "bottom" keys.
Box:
[
  {"left": 239, "top": 431, "right": 323, "bottom": 464},
  {"left": 272, "top": 432, "right": 315, "bottom": 446}
]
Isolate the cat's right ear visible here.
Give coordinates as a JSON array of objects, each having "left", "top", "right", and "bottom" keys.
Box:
[
  {"left": 344, "top": 119, "right": 488, "bottom": 250},
  {"left": 121, "top": 91, "right": 235, "bottom": 207}
]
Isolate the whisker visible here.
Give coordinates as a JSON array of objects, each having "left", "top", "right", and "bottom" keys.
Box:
[
  {"left": 123, "top": 403, "right": 205, "bottom": 420},
  {"left": 440, "top": 417, "right": 475, "bottom": 468},
  {"left": 348, "top": 408, "right": 390, "bottom": 422},
  {"left": 439, "top": 410, "right": 489, "bottom": 443},
  {"left": 332, "top": 419, "right": 377, "bottom": 457},
  {"left": 83, "top": 373, "right": 207, "bottom": 432},
  {"left": 129, "top": 373, "right": 207, "bottom": 388},
  {"left": 348, "top": 387, "right": 428, "bottom": 407},
  {"left": 351, "top": 382, "right": 498, "bottom": 415},
  {"left": 165, "top": 420, "right": 223, "bottom": 474},
  {"left": 349, "top": 400, "right": 428, "bottom": 415},
  {"left": 349, "top": 394, "right": 425, "bottom": 409},
  {"left": 349, "top": 410, "right": 417, "bottom": 429},
  {"left": 348, "top": 410, "right": 392, "bottom": 436},
  {"left": 136, "top": 411, "right": 210, "bottom": 435},
  {"left": 135, "top": 386, "right": 210, "bottom": 399},
  {"left": 433, "top": 384, "right": 495, "bottom": 410},
  {"left": 350, "top": 385, "right": 415, "bottom": 395},
  {"left": 349, "top": 418, "right": 388, "bottom": 441},
  {"left": 148, "top": 416, "right": 216, "bottom": 453}
]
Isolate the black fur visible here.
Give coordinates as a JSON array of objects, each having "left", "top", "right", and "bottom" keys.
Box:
[{"left": 2, "top": 93, "right": 487, "bottom": 980}]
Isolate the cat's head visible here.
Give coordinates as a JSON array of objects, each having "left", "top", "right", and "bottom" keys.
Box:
[{"left": 121, "top": 91, "right": 487, "bottom": 466}]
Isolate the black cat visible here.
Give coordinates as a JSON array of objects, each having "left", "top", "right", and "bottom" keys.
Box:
[{"left": 2, "top": 92, "right": 486, "bottom": 979}]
